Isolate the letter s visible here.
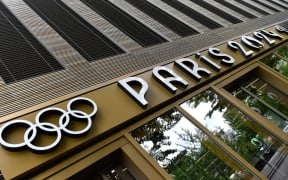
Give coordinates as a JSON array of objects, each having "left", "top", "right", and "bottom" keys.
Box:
[{"left": 208, "top": 47, "right": 235, "bottom": 66}]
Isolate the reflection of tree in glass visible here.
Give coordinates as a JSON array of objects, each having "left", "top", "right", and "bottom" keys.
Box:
[
  {"left": 233, "top": 86, "right": 288, "bottom": 130},
  {"left": 249, "top": 86, "right": 288, "bottom": 117},
  {"left": 275, "top": 45, "right": 288, "bottom": 59},
  {"left": 186, "top": 90, "right": 227, "bottom": 119},
  {"left": 131, "top": 107, "right": 253, "bottom": 179},
  {"left": 225, "top": 71, "right": 288, "bottom": 131},
  {"left": 221, "top": 108, "right": 277, "bottom": 168},
  {"left": 261, "top": 52, "right": 288, "bottom": 77},
  {"left": 276, "top": 60, "right": 288, "bottom": 77},
  {"left": 274, "top": 45, "right": 288, "bottom": 77},
  {"left": 131, "top": 109, "right": 181, "bottom": 162},
  {"left": 261, "top": 45, "right": 288, "bottom": 77},
  {"left": 186, "top": 90, "right": 278, "bottom": 171},
  {"left": 167, "top": 129, "right": 248, "bottom": 179}
]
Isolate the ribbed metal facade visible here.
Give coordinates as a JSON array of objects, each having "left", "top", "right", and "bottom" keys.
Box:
[{"left": 0, "top": 0, "right": 287, "bottom": 118}]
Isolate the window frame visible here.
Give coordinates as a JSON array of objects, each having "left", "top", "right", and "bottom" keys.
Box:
[{"left": 124, "top": 43, "right": 288, "bottom": 179}]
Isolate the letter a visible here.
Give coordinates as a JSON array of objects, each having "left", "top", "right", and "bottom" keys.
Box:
[{"left": 153, "top": 66, "right": 188, "bottom": 93}]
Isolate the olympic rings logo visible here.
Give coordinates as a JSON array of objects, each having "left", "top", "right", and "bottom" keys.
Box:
[{"left": 0, "top": 97, "right": 97, "bottom": 153}]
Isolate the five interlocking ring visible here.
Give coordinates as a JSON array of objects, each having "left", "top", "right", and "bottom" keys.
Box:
[{"left": 0, "top": 97, "right": 97, "bottom": 153}]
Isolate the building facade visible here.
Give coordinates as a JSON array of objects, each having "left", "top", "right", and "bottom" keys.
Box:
[{"left": 0, "top": 0, "right": 288, "bottom": 179}]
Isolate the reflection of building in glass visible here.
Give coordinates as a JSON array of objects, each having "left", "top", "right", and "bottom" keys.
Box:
[{"left": 0, "top": 1, "right": 288, "bottom": 179}]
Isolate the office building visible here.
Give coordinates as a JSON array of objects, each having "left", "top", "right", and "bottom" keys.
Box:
[{"left": 0, "top": 0, "right": 288, "bottom": 179}]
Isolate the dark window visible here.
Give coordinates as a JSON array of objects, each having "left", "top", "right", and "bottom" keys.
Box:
[
  {"left": 69, "top": 150, "right": 142, "bottom": 180},
  {"left": 0, "top": 2, "right": 63, "bottom": 83},
  {"left": 0, "top": 171, "right": 4, "bottom": 180},
  {"left": 81, "top": 0, "right": 168, "bottom": 47},
  {"left": 189, "top": 0, "right": 242, "bottom": 24},
  {"left": 24, "top": 0, "right": 124, "bottom": 62},
  {"left": 236, "top": 0, "right": 270, "bottom": 15},
  {"left": 161, "top": 0, "right": 223, "bottom": 29},
  {"left": 125, "top": 0, "right": 198, "bottom": 37},
  {"left": 214, "top": 0, "right": 257, "bottom": 19}
]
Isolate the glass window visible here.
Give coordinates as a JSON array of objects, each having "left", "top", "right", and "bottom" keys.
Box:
[
  {"left": 261, "top": 45, "right": 288, "bottom": 77},
  {"left": 180, "top": 90, "right": 287, "bottom": 179},
  {"left": 131, "top": 109, "right": 253, "bottom": 179},
  {"left": 0, "top": 171, "right": 4, "bottom": 180},
  {"left": 225, "top": 72, "right": 288, "bottom": 133},
  {"left": 275, "top": 45, "right": 288, "bottom": 59},
  {"left": 69, "top": 150, "right": 138, "bottom": 180}
]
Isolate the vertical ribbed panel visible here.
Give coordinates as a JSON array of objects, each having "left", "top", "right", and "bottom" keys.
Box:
[
  {"left": 109, "top": 0, "right": 180, "bottom": 41},
  {"left": 267, "top": 0, "right": 288, "bottom": 10},
  {"left": 81, "top": 0, "right": 168, "bottom": 47},
  {"left": 236, "top": 0, "right": 271, "bottom": 15},
  {"left": 0, "top": 2, "right": 63, "bottom": 83},
  {"left": 62, "top": 0, "right": 143, "bottom": 52},
  {"left": 189, "top": 0, "right": 242, "bottom": 24},
  {"left": 161, "top": 0, "right": 223, "bottom": 29},
  {"left": 0, "top": 0, "right": 288, "bottom": 118},
  {"left": 125, "top": 0, "right": 199, "bottom": 37},
  {"left": 214, "top": 0, "right": 257, "bottom": 19},
  {"left": 24, "top": 0, "right": 125, "bottom": 62},
  {"left": 253, "top": 0, "right": 282, "bottom": 12}
]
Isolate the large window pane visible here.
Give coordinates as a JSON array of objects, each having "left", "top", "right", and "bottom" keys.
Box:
[
  {"left": 275, "top": 45, "right": 288, "bottom": 59},
  {"left": 131, "top": 109, "right": 253, "bottom": 179},
  {"left": 225, "top": 73, "right": 288, "bottom": 133},
  {"left": 261, "top": 45, "right": 288, "bottom": 77},
  {"left": 180, "top": 90, "right": 287, "bottom": 179}
]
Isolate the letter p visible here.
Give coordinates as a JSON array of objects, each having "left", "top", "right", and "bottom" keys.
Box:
[{"left": 118, "top": 77, "right": 149, "bottom": 108}]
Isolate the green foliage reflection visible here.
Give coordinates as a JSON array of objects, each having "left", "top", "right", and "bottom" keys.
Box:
[
  {"left": 226, "top": 73, "right": 288, "bottom": 132},
  {"left": 261, "top": 45, "right": 288, "bottom": 77},
  {"left": 131, "top": 109, "right": 181, "bottom": 163},
  {"left": 181, "top": 90, "right": 283, "bottom": 174},
  {"left": 131, "top": 109, "right": 251, "bottom": 179},
  {"left": 185, "top": 90, "right": 277, "bottom": 170},
  {"left": 275, "top": 45, "right": 288, "bottom": 58}
]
